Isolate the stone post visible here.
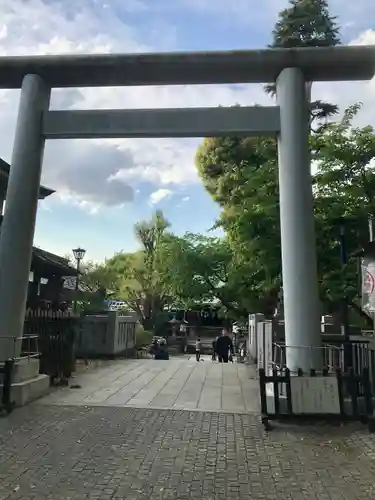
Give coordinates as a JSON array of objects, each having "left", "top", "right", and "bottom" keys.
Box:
[
  {"left": 0, "top": 74, "right": 50, "bottom": 361},
  {"left": 276, "top": 67, "right": 321, "bottom": 371}
]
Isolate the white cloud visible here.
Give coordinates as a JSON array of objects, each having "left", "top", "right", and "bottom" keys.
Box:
[
  {"left": 0, "top": 0, "right": 270, "bottom": 214},
  {"left": 350, "top": 28, "right": 375, "bottom": 45},
  {"left": 0, "top": 0, "right": 375, "bottom": 216},
  {"left": 176, "top": 195, "right": 190, "bottom": 208},
  {"left": 149, "top": 188, "right": 173, "bottom": 205}
]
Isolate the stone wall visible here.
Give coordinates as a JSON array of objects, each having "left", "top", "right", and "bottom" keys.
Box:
[{"left": 76, "top": 311, "right": 137, "bottom": 358}]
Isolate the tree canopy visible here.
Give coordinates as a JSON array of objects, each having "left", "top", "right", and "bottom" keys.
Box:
[
  {"left": 265, "top": 0, "right": 341, "bottom": 119},
  {"left": 195, "top": 104, "right": 375, "bottom": 321},
  {"left": 270, "top": 0, "right": 340, "bottom": 49},
  {"left": 82, "top": 211, "right": 173, "bottom": 328}
]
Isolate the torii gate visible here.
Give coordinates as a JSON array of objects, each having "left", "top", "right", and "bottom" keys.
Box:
[{"left": 0, "top": 46, "right": 374, "bottom": 371}]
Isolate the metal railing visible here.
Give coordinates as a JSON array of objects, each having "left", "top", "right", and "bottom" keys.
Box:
[
  {"left": 0, "top": 334, "right": 40, "bottom": 361},
  {"left": 268, "top": 340, "right": 375, "bottom": 391},
  {"left": 272, "top": 342, "right": 344, "bottom": 373},
  {"left": 349, "top": 341, "right": 372, "bottom": 372}
]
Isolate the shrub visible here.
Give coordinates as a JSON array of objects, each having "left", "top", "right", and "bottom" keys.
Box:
[{"left": 135, "top": 323, "right": 154, "bottom": 348}]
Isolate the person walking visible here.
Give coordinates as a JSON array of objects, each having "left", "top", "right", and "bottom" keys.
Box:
[
  {"left": 216, "top": 329, "right": 233, "bottom": 363},
  {"left": 195, "top": 337, "right": 201, "bottom": 362}
]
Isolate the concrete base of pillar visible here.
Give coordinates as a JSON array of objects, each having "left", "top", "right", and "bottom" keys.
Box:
[
  {"left": 0, "top": 358, "right": 50, "bottom": 407},
  {"left": 12, "top": 358, "right": 40, "bottom": 382},
  {"left": 2, "top": 374, "right": 50, "bottom": 407}
]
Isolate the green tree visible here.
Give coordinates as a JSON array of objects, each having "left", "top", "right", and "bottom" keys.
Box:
[
  {"left": 74, "top": 260, "right": 119, "bottom": 312},
  {"left": 270, "top": 0, "right": 340, "bottom": 48},
  {"left": 196, "top": 106, "right": 375, "bottom": 319},
  {"left": 196, "top": 0, "right": 344, "bottom": 316},
  {"left": 196, "top": 136, "right": 281, "bottom": 313},
  {"left": 82, "top": 260, "right": 118, "bottom": 293},
  {"left": 160, "top": 232, "right": 277, "bottom": 319},
  {"left": 160, "top": 232, "right": 232, "bottom": 307},
  {"left": 312, "top": 104, "right": 375, "bottom": 321},
  {"left": 265, "top": 0, "right": 341, "bottom": 121},
  {"left": 95, "top": 211, "right": 172, "bottom": 327}
]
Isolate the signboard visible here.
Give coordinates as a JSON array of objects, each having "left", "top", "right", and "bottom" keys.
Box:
[
  {"left": 290, "top": 376, "right": 340, "bottom": 414},
  {"left": 257, "top": 323, "right": 264, "bottom": 370},
  {"left": 362, "top": 258, "right": 375, "bottom": 313},
  {"left": 257, "top": 320, "right": 273, "bottom": 373},
  {"left": 264, "top": 321, "right": 273, "bottom": 375}
]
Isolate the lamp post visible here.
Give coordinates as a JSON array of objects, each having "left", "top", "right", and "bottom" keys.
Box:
[{"left": 72, "top": 247, "right": 86, "bottom": 313}]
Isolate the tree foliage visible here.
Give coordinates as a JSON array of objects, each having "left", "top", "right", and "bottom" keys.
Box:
[
  {"left": 265, "top": 0, "right": 341, "bottom": 120},
  {"left": 82, "top": 211, "right": 172, "bottom": 327},
  {"left": 196, "top": 105, "right": 375, "bottom": 319},
  {"left": 270, "top": 0, "right": 340, "bottom": 48},
  {"left": 196, "top": 135, "right": 281, "bottom": 312},
  {"left": 158, "top": 232, "right": 278, "bottom": 319},
  {"left": 126, "top": 210, "right": 171, "bottom": 324},
  {"left": 81, "top": 213, "right": 281, "bottom": 322},
  {"left": 312, "top": 105, "right": 375, "bottom": 316}
]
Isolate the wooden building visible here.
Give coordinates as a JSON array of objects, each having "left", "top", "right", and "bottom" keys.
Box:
[
  {"left": 0, "top": 157, "right": 54, "bottom": 208},
  {"left": 28, "top": 248, "right": 78, "bottom": 310},
  {"left": 167, "top": 302, "right": 231, "bottom": 340},
  {"left": 0, "top": 158, "right": 77, "bottom": 310}
]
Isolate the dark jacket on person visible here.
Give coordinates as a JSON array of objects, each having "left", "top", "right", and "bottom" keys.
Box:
[{"left": 216, "top": 335, "right": 233, "bottom": 356}]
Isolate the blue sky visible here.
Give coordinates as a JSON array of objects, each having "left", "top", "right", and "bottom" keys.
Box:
[{"left": 0, "top": 0, "right": 375, "bottom": 262}]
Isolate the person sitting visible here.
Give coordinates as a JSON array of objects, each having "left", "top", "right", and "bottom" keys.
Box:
[{"left": 154, "top": 338, "right": 169, "bottom": 360}]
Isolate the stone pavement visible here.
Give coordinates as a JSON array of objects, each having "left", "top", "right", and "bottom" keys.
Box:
[
  {"left": 36, "top": 356, "right": 260, "bottom": 413},
  {"left": 1, "top": 357, "right": 375, "bottom": 499},
  {"left": 1, "top": 405, "right": 375, "bottom": 500}
]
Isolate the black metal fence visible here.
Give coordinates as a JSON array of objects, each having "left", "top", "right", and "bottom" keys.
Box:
[
  {"left": 269, "top": 338, "right": 375, "bottom": 392},
  {"left": 259, "top": 367, "right": 375, "bottom": 431},
  {"left": 0, "top": 359, "right": 14, "bottom": 415},
  {"left": 23, "top": 309, "right": 79, "bottom": 383}
]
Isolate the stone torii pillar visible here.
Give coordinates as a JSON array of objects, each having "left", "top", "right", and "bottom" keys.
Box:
[
  {"left": 276, "top": 67, "right": 321, "bottom": 371},
  {"left": 0, "top": 74, "right": 50, "bottom": 361}
]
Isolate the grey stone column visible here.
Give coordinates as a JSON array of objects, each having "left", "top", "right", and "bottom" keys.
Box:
[
  {"left": 0, "top": 74, "right": 50, "bottom": 361},
  {"left": 276, "top": 67, "right": 321, "bottom": 371}
]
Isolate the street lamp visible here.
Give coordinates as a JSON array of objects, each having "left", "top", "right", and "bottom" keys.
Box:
[{"left": 72, "top": 247, "right": 86, "bottom": 313}]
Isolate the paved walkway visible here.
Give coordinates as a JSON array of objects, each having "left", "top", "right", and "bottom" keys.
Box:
[
  {"left": 1, "top": 357, "right": 375, "bottom": 499},
  {"left": 36, "top": 356, "right": 260, "bottom": 413}
]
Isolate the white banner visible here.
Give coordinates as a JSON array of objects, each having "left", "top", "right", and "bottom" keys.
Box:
[{"left": 362, "top": 258, "right": 375, "bottom": 313}]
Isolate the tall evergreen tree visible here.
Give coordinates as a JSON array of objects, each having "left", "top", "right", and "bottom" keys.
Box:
[{"left": 266, "top": 0, "right": 341, "bottom": 121}]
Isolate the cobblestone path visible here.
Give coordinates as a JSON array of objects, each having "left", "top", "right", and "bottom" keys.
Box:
[{"left": 1, "top": 404, "right": 375, "bottom": 499}]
